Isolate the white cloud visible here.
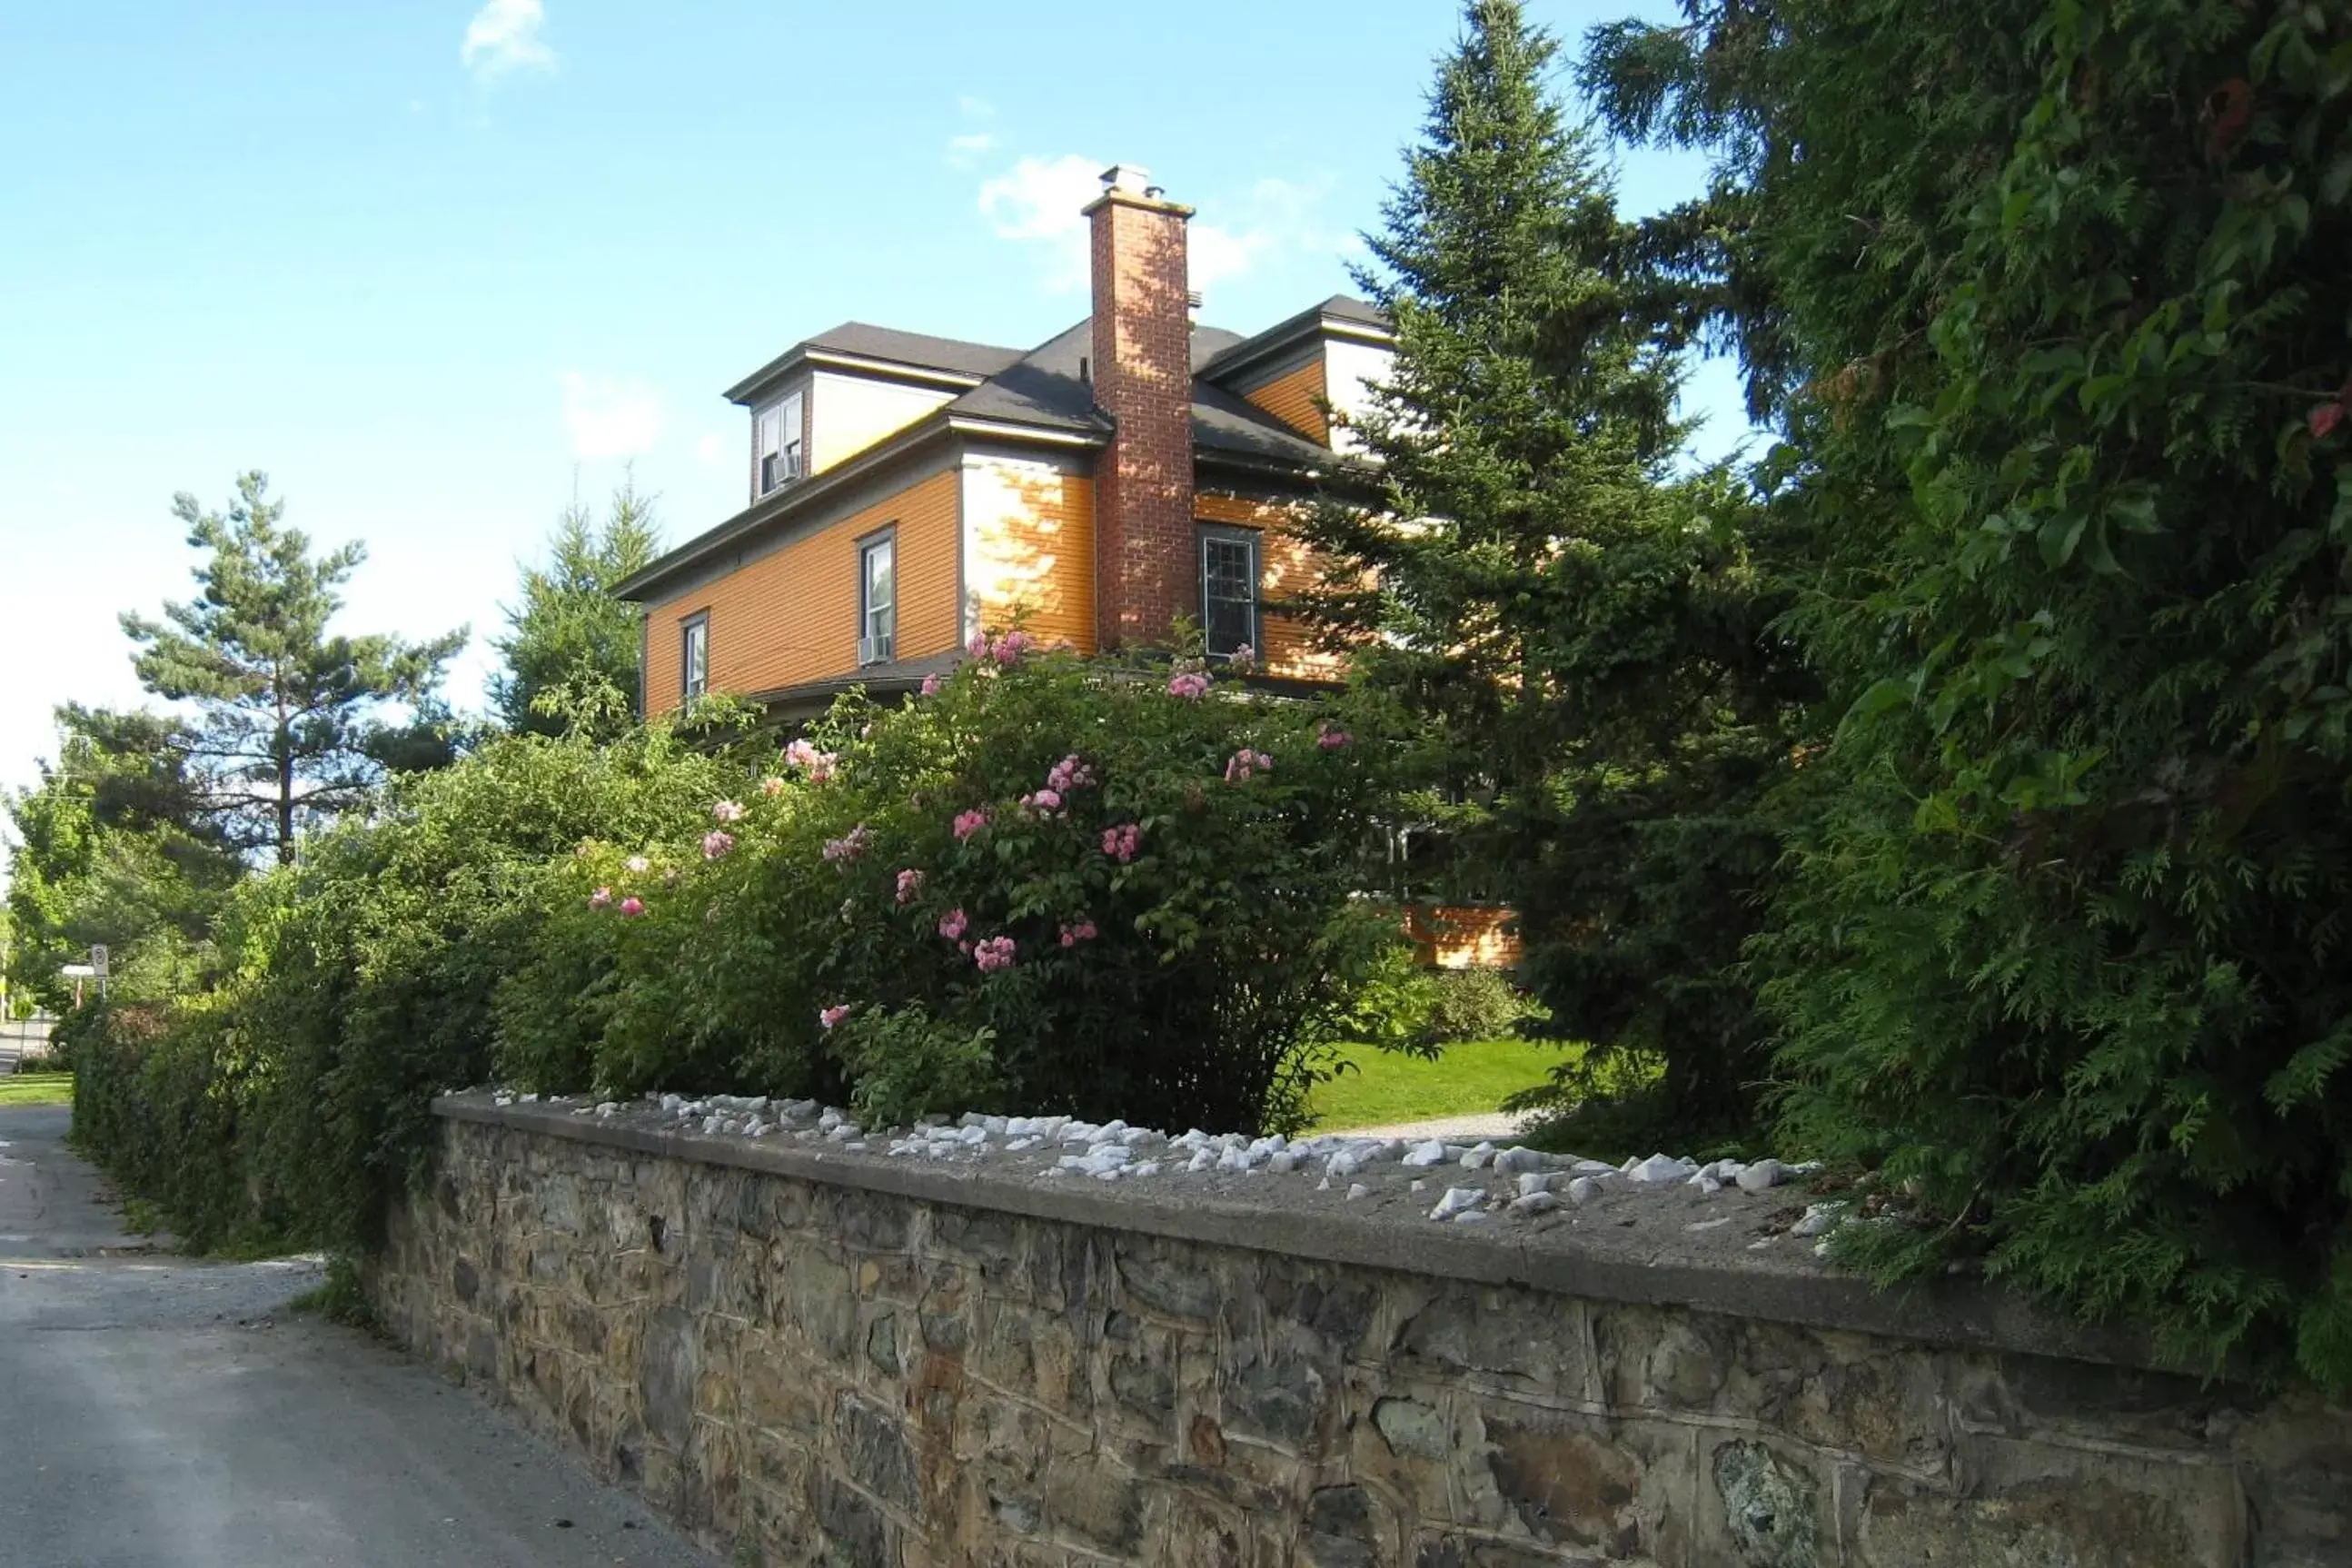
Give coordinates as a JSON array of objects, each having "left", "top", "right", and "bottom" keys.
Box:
[
  {"left": 978, "top": 154, "right": 1105, "bottom": 293},
  {"left": 462, "top": 0, "right": 553, "bottom": 78},
  {"left": 560, "top": 373, "right": 664, "bottom": 459},
  {"left": 946, "top": 132, "right": 997, "bottom": 170},
  {"left": 975, "top": 158, "right": 1346, "bottom": 303},
  {"left": 694, "top": 432, "right": 726, "bottom": 466}
]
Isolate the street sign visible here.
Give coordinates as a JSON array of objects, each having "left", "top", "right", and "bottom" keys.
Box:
[{"left": 89, "top": 945, "right": 109, "bottom": 978}]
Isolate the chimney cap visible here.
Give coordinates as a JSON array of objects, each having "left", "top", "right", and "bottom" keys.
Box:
[{"left": 1100, "top": 163, "right": 1152, "bottom": 195}]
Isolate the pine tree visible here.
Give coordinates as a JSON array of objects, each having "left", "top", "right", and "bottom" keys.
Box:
[
  {"left": 491, "top": 479, "right": 661, "bottom": 739},
  {"left": 122, "top": 471, "right": 465, "bottom": 863},
  {"left": 1585, "top": 0, "right": 2352, "bottom": 1384},
  {"left": 1301, "top": 0, "right": 1810, "bottom": 1136}
]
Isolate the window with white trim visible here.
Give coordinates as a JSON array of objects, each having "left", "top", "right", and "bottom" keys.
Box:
[
  {"left": 755, "top": 390, "right": 804, "bottom": 496},
  {"left": 681, "top": 615, "right": 709, "bottom": 699},
  {"left": 1200, "top": 526, "right": 1260, "bottom": 660},
  {"left": 859, "top": 534, "right": 896, "bottom": 666}
]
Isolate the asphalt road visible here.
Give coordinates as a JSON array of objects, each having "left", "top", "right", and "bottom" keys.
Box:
[{"left": 0, "top": 1103, "right": 717, "bottom": 1568}]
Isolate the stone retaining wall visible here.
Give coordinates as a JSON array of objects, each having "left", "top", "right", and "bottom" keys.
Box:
[{"left": 370, "top": 1100, "right": 2352, "bottom": 1567}]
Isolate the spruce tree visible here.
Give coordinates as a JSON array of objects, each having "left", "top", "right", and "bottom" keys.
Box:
[
  {"left": 1586, "top": 1, "right": 2352, "bottom": 1383},
  {"left": 1302, "top": 0, "right": 1809, "bottom": 1136},
  {"left": 122, "top": 471, "right": 465, "bottom": 863},
  {"left": 491, "top": 479, "right": 661, "bottom": 739}
]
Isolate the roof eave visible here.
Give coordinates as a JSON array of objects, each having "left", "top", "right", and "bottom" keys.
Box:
[
  {"left": 617, "top": 411, "right": 1113, "bottom": 603},
  {"left": 1198, "top": 303, "right": 1395, "bottom": 385}
]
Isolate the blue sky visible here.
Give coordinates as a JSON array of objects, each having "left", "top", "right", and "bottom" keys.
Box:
[{"left": 0, "top": 0, "right": 1742, "bottom": 837}]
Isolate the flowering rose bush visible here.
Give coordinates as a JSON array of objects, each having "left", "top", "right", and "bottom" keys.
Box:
[{"left": 772, "top": 642, "right": 1404, "bottom": 1131}]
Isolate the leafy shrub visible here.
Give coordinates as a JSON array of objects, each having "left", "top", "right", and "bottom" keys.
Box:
[
  {"left": 70, "top": 727, "right": 735, "bottom": 1251},
  {"left": 829, "top": 1006, "right": 1002, "bottom": 1131},
  {"left": 517, "top": 642, "right": 1403, "bottom": 1134},
  {"left": 1419, "top": 968, "right": 1536, "bottom": 1044}
]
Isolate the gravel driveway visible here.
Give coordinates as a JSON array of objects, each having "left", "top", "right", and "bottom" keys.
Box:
[{"left": 0, "top": 1102, "right": 716, "bottom": 1567}]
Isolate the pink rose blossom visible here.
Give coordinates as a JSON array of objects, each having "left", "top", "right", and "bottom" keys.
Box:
[
  {"left": 1019, "top": 788, "right": 1064, "bottom": 818},
  {"left": 973, "top": 935, "right": 1017, "bottom": 973},
  {"left": 938, "top": 908, "right": 969, "bottom": 941},
  {"left": 1316, "top": 724, "right": 1353, "bottom": 749},
  {"left": 967, "top": 630, "right": 990, "bottom": 658},
  {"left": 1059, "top": 919, "right": 1098, "bottom": 948},
  {"left": 919, "top": 673, "right": 944, "bottom": 697},
  {"left": 1046, "top": 754, "right": 1095, "bottom": 793},
  {"left": 991, "top": 630, "right": 1033, "bottom": 665},
  {"left": 761, "top": 776, "right": 787, "bottom": 798},
  {"left": 1229, "top": 643, "right": 1256, "bottom": 671},
  {"left": 819, "top": 1005, "right": 851, "bottom": 1030},
  {"left": 589, "top": 887, "right": 614, "bottom": 909},
  {"left": 784, "top": 739, "right": 838, "bottom": 781},
  {"left": 625, "top": 855, "right": 650, "bottom": 874},
  {"left": 1224, "top": 749, "right": 1275, "bottom": 783},
  {"left": 953, "top": 808, "right": 990, "bottom": 842},
  {"left": 895, "top": 868, "right": 925, "bottom": 905},
  {"left": 702, "top": 829, "right": 736, "bottom": 860},
  {"left": 620, "top": 896, "right": 645, "bottom": 918},
  {"left": 822, "top": 825, "right": 870, "bottom": 864},
  {"left": 1101, "top": 823, "right": 1142, "bottom": 864},
  {"left": 712, "top": 799, "right": 746, "bottom": 824},
  {"left": 1166, "top": 670, "right": 1212, "bottom": 700}
]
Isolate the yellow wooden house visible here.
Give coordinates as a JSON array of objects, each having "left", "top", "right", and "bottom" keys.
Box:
[{"left": 617, "top": 164, "right": 1394, "bottom": 719}]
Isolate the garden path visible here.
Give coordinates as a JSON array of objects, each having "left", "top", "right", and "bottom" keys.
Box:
[{"left": 0, "top": 1101, "right": 715, "bottom": 1567}]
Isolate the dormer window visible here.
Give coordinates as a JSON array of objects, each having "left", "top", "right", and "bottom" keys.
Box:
[{"left": 756, "top": 391, "right": 804, "bottom": 496}]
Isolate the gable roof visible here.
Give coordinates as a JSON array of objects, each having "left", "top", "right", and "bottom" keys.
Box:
[
  {"left": 629, "top": 305, "right": 1354, "bottom": 603},
  {"left": 724, "top": 322, "right": 1025, "bottom": 405},
  {"left": 1196, "top": 293, "right": 1392, "bottom": 383},
  {"left": 935, "top": 318, "right": 1332, "bottom": 465}
]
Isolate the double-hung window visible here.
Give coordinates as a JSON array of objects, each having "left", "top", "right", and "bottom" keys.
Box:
[
  {"left": 859, "top": 533, "right": 896, "bottom": 666},
  {"left": 681, "top": 614, "right": 710, "bottom": 700},
  {"left": 1200, "top": 526, "right": 1261, "bottom": 660},
  {"left": 756, "top": 391, "right": 805, "bottom": 495}
]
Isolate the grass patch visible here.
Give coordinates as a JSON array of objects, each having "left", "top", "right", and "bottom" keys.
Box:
[
  {"left": 289, "top": 1254, "right": 376, "bottom": 1330},
  {"left": 1308, "top": 1037, "right": 1576, "bottom": 1132},
  {"left": 0, "top": 1072, "right": 73, "bottom": 1107}
]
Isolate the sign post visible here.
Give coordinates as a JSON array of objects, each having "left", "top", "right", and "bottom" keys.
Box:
[{"left": 90, "top": 945, "right": 109, "bottom": 1002}]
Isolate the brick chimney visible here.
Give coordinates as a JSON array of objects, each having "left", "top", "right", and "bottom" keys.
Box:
[{"left": 1087, "top": 164, "right": 1196, "bottom": 650}]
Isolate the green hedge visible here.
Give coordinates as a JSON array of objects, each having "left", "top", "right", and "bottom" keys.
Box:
[{"left": 70, "top": 647, "right": 1402, "bottom": 1252}]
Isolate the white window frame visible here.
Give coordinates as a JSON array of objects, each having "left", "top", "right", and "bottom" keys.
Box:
[
  {"left": 1199, "top": 526, "right": 1261, "bottom": 660},
  {"left": 858, "top": 532, "right": 896, "bottom": 666},
  {"left": 681, "top": 614, "right": 709, "bottom": 699},
  {"left": 756, "top": 390, "right": 805, "bottom": 496}
]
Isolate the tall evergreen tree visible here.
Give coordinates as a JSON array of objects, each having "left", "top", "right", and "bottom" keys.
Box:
[
  {"left": 1301, "top": 0, "right": 1809, "bottom": 1135},
  {"left": 1584, "top": 1, "right": 2352, "bottom": 1383},
  {"left": 123, "top": 471, "right": 465, "bottom": 863},
  {"left": 491, "top": 478, "right": 661, "bottom": 739}
]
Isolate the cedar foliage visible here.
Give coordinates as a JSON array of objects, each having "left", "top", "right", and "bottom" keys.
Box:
[
  {"left": 1586, "top": 0, "right": 2352, "bottom": 1384},
  {"left": 1301, "top": 0, "right": 1810, "bottom": 1137}
]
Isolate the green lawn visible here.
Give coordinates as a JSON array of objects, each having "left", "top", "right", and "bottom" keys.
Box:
[
  {"left": 0, "top": 1072, "right": 74, "bottom": 1107},
  {"left": 1306, "top": 1038, "right": 1574, "bottom": 1132}
]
